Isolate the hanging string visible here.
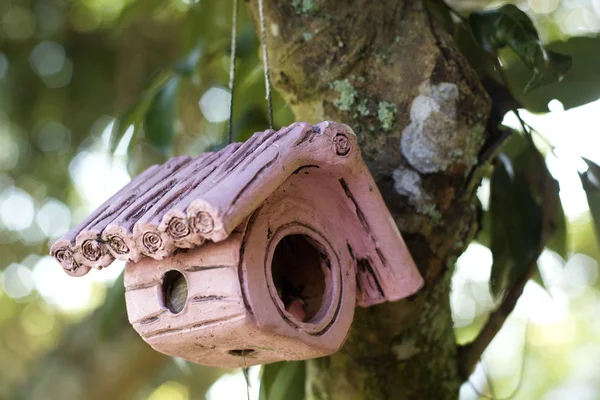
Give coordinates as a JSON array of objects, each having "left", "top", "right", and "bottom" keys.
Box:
[
  {"left": 257, "top": 0, "right": 274, "bottom": 130},
  {"left": 242, "top": 354, "right": 251, "bottom": 400},
  {"left": 227, "top": 0, "right": 239, "bottom": 144}
]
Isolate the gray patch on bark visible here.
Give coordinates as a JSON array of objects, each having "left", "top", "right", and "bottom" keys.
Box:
[
  {"left": 401, "top": 82, "right": 483, "bottom": 174},
  {"left": 391, "top": 338, "right": 421, "bottom": 361},
  {"left": 393, "top": 165, "right": 435, "bottom": 213}
]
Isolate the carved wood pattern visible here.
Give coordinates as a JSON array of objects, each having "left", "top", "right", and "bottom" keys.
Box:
[{"left": 51, "top": 121, "right": 422, "bottom": 307}]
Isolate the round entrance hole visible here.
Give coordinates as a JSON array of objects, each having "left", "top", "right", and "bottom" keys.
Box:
[
  {"left": 162, "top": 270, "right": 188, "bottom": 314},
  {"left": 271, "top": 235, "right": 328, "bottom": 323}
]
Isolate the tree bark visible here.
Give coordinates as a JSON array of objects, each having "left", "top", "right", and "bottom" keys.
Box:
[{"left": 247, "top": 1, "right": 492, "bottom": 398}]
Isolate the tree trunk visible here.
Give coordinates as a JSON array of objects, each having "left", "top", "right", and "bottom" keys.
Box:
[{"left": 247, "top": 1, "right": 491, "bottom": 398}]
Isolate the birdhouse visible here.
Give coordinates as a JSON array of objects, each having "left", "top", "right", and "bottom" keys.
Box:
[{"left": 51, "top": 121, "right": 423, "bottom": 368}]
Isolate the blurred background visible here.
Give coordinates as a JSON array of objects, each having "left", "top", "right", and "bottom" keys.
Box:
[{"left": 0, "top": 0, "right": 598, "bottom": 399}]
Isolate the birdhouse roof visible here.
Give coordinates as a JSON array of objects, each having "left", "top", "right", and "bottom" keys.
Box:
[
  {"left": 51, "top": 122, "right": 418, "bottom": 285},
  {"left": 50, "top": 122, "right": 352, "bottom": 275}
]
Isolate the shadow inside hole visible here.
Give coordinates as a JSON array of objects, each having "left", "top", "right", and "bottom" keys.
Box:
[
  {"left": 228, "top": 349, "right": 256, "bottom": 357},
  {"left": 271, "top": 234, "right": 328, "bottom": 323},
  {"left": 162, "top": 270, "right": 188, "bottom": 314}
]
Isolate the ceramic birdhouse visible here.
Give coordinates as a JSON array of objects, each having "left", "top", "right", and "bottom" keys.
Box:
[{"left": 51, "top": 121, "right": 423, "bottom": 368}]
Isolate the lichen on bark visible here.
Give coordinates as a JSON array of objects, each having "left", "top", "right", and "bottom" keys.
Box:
[
  {"left": 248, "top": 0, "right": 491, "bottom": 398},
  {"left": 401, "top": 81, "right": 485, "bottom": 174}
]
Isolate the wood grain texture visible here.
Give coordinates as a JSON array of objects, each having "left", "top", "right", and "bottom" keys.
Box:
[
  {"left": 51, "top": 121, "right": 422, "bottom": 306},
  {"left": 50, "top": 163, "right": 162, "bottom": 275}
]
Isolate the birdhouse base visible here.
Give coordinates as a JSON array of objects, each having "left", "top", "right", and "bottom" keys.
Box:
[{"left": 124, "top": 231, "right": 354, "bottom": 368}]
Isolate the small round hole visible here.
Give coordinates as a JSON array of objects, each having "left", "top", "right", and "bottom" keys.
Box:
[
  {"left": 162, "top": 270, "right": 188, "bottom": 314},
  {"left": 228, "top": 349, "right": 256, "bottom": 357},
  {"left": 271, "top": 234, "right": 328, "bottom": 323}
]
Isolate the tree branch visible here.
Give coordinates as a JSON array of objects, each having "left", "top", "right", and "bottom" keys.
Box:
[
  {"left": 457, "top": 135, "right": 560, "bottom": 379},
  {"left": 457, "top": 256, "right": 538, "bottom": 380}
]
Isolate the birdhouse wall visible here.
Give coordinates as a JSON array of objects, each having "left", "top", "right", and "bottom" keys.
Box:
[
  {"left": 124, "top": 228, "right": 354, "bottom": 367},
  {"left": 124, "top": 234, "right": 246, "bottom": 339}
]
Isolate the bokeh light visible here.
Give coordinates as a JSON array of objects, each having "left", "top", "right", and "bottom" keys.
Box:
[
  {"left": 1, "top": 263, "right": 34, "bottom": 299},
  {"left": 36, "top": 198, "right": 71, "bottom": 240},
  {"left": 29, "top": 41, "right": 66, "bottom": 77},
  {"left": 206, "top": 367, "right": 261, "bottom": 400},
  {"left": 2, "top": 6, "right": 35, "bottom": 40},
  {"left": 34, "top": 120, "right": 71, "bottom": 153},
  {"left": 199, "top": 86, "right": 232, "bottom": 123},
  {"left": 148, "top": 381, "right": 189, "bottom": 400},
  {"left": 0, "top": 0, "right": 599, "bottom": 398},
  {"left": 0, "top": 188, "right": 35, "bottom": 231}
]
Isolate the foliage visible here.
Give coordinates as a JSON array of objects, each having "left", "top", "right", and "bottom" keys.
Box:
[
  {"left": 443, "top": 1, "right": 600, "bottom": 112},
  {"left": 469, "top": 4, "right": 572, "bottom": 92},
  {"left": 488, "top": 133, "right": 560, "bottom": 299},
  {"left": 580, "top": 158, "right": 600, "bottom": 244},
  {"left": 426, "top": 1, "right": 597, "bottom": 301},
  {"left": 0, "top": 0, "right": 599, "bottom": 399},
  {"left": 259, "top": 361, "right": 306, "bottom": 400},
  {"left": 503, "top": 36, "right": 600, "bottom": 112}
]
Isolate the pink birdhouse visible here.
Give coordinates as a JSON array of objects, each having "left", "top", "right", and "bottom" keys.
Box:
[{"left": 51, "top": 121, "right": 423, "bottom": 367}]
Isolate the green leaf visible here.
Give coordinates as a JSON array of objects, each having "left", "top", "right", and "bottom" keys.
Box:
[
  {"left": 110, "top": 71, "right": 173, "bottom": 155},
  {"left": 580, "top": 158, "right": 600, "bottom": 245},
  {"left": 476, "top": 209, "right": 491, "bottom": 248},
  {"left": 546, "top": 199, "right": 567, "bottom": 259},
  {"left": 488, "top": 136, "right": 559, "bottom": 299},
  {"left": 175, "top": 43, "right": 204, "bottom": 77},
  {"left": 424, "top": 0, "right": 454, "bottom": 34},
  {"left": 109, "top": 101, "right": 148, "bottom": 154},
  {"left": 97, "top": 272, "right": 126, "bottom": 340},
  {"left": 488, "top": 152, "right": 541, "bottom": 298},
  {"left": 454, "top": 22, "right": 499, "bottom": 80},
  {"left": 524, "top": 50, "right": 572, "bottom": 93},
  {"left": 143, "top": 76, "right": 181, "bottom": 154},
  {"left": 468, "top": 4, "right": 572, "bottom": 92},
  {"left": 469, "top": 4, "right": 537, "bottom": 54},
  {"left": 502, "top": 35, "right": 600, "bottom": 112},
  {"left": 259, "top": 361, "right": 306, "bottom": 400},
  {"left": 117, "top": 0, "right": 167, "bottom": 27},
  {"left": 530, "top": 267, "right": 547, "bottom": 292},
  {"left": 111, "top": 39, "right": 205, "bottom": 155},
  {"left": 181, "top": 1, "right": 207, "bottom": 53}
]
